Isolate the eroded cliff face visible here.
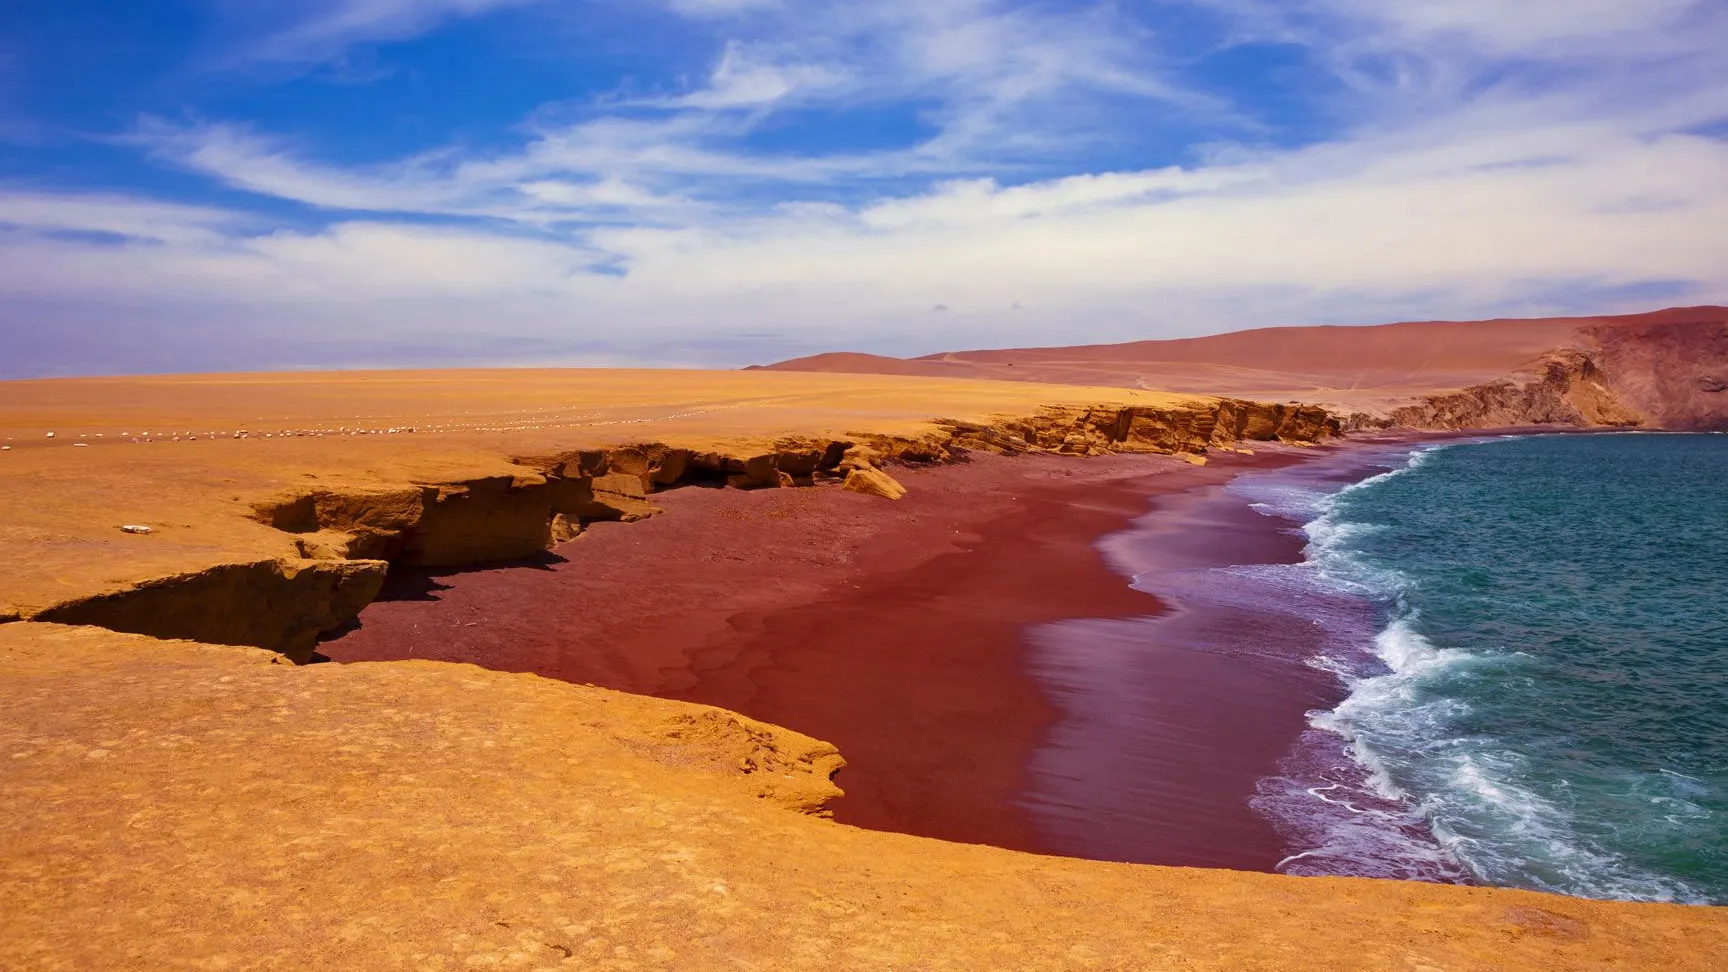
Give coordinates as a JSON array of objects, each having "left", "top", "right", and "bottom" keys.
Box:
[
  {"left": 1385, "top": 317, "right": 1728, "bottom": 432},
  {"left": 33, "top": 559, "right": 387, "bottom": 661},
  {"left": 1584, "top": 317, "right": 1728, "bottom": 430},
  {"left": 1387, "top": 349, "right": 1646, "bottom": 430},
  {"left": 12, "top": 397, "right": 1336, "bottom": 658}
]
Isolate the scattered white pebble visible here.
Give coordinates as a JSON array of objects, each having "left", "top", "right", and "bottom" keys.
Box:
[
  {"left": 120, "top": 525, "right": 154, "bottom": 535},
  {"left": 73, "top": 443, "right": 89, "bottom": 448},
  {"left": 45, "top": 431, "right": 55, "bottom": 439},
  {"left": 0, "top": 446, "right": 10, "bottom": 451}
]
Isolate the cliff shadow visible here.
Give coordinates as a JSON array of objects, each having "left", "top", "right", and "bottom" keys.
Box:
[
  {"left": 372, "top": 550, "right": 569, "bottom": 604},
  {"left": 310, "top": 550, "right": 571, "bottom": 660}
]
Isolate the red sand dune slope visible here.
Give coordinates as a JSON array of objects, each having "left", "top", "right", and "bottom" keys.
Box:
[{"left": 758, "top": 306, "right": 1728, "bottom": 425}]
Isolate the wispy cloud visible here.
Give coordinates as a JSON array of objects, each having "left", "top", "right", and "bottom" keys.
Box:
[
  {"left": 210, "top": 0, "right": 546, "bottom": 64},
  {"left": 143, "top": 0, "right": 1222, "bottom": 226},
  {"left": 0, "top": 191, "right": 252, "bottom": 245},
  {"left": 644, "top": 41, "right": 849, "bottom": 110},
  {"left": 3, "top": 0, "right": 1726, "bottom": 376}
]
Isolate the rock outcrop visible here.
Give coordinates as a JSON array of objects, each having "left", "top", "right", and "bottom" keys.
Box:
[
  {"left": 841, "top": 466, "right": 907, "bottom": 500},
  {"left": 1388, "top": 349, "right": 1646, "bottom": 430},
  {"left": 1582, "top": 316, "right": 1728, "bottom": 430},
  {"left": 32, "top": 558, "right": 386, "bottom": 660},
  {"left": 1386, "top": 318, "right": 1728, "bottom": 431}
]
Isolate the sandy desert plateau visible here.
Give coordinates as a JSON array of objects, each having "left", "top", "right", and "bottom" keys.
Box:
[{"left": 5, "top": 312, "right": 1728, "bottom": 970}]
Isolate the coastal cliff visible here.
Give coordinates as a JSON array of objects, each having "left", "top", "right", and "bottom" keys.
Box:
[
  {"left": 0, "top": 377, "right": 1334, "bottom": 659},
  {"left": 1385, "top": 317, "right": 1728, "bottom": 431},
  {"left": 1583, "top": 316, "right": 1728, "bottom": 430}
]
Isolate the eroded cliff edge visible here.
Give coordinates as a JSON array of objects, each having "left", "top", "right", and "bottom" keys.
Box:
[
  {"left": 1381, "top": 317, "right": 1728, "bottom": 432},
  {"left": 8, "top": 395, "right": 1335, "bottom": 659}
]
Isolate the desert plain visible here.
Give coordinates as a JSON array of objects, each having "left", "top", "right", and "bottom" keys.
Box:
[{"left": 3, "top": 328, "right": 1727, "bottom": 970}]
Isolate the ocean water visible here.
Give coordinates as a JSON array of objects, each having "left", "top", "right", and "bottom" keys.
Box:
[{"left": 1241, "top": 434, "right": 1728, "bottom": 904}]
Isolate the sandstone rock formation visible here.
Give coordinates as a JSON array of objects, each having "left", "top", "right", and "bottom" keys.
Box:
[
  {"left": 842, "top": 466, "right": 907, "bottom": 500},
  {"left": 1386, "top": 349, "right": 1646, "bottom": 430},
  {"left": 1582, "top": 316, "right": 1728, "bottom": 430},
  {"left": 32, "top": 557, "right": 386, "bottom": 660}
]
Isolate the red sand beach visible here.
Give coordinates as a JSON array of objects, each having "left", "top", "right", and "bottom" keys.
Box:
[
  {"left": 1022, "top": 443, "right": 1429, "bottom": 871},
  {"left": 326, "top": 446, "right": 1337, "bottom": 864}
]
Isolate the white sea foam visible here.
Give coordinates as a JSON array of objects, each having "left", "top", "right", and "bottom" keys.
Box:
[{"left": 1267, "top": 443, "right": 1712, "bottom": 903}]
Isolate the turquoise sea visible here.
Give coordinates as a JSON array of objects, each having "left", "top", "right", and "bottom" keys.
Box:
[{"left": 1239, "top": 433, "right": 1728, "bottom": 903}]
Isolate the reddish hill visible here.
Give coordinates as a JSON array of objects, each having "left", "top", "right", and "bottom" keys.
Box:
[
  {"left": 757, "top": 307, "right": 1728, "bottom": 430},
  {"left": 762, "top": 352, "right": 980, "bottom": 379}
]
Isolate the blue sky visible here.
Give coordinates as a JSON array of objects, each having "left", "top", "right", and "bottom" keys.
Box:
[{"left": 2, "top": 0, "right": 1726, "bottom": 376}]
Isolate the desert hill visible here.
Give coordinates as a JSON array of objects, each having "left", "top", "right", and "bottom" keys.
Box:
[{"left": 757, "top": 306, "right": 1728, "bottom": 430}]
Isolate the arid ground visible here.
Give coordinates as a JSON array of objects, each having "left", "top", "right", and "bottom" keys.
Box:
[{"left": 3, "top": 362, "right": 1725, "bottom": 970}]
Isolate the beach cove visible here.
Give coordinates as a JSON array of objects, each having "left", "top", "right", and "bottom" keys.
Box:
[{"left": 2, "top": 369, "right": 1724, "bottom": 970}]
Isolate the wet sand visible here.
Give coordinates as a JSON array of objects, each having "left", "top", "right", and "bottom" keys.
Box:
[
  {"left": 1022, "top": 443, "right": 1423, "bottom": 870},
  {"left": 326, "top": 446, "right": 1332, "bottom": 862}
]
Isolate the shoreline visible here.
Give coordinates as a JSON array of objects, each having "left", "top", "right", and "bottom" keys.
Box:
[
  {"left": 1253, "top": 431, "right": 1728, "bottom": 903},
  {"left": 11, "top": 622, "right": 1723, "bottom": 972},
  {"left": 1020, "top": 434, "right": 1459, "bottom": 871},
  {"left": 328, "top": 442, "right": 1356, "bottom": 862},
  {"left": 1021, "top": 465, "right": 1344, "bottom": 869},
  {"left": 330, "top": 430, "right": 1504, "bottom": 871}
]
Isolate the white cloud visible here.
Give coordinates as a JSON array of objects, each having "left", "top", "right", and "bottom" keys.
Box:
[
  {"left": 0, "top": 192, "right": 250, "bottom": 245},
  {"left": 583, "top": 127, "right": 1728, "bottom": 315},
  {"left": 145, "top": 0, "right": 1212, "bottom": 225},
  {"left": 142, "top": 121, "right": 461, "bottom": 212},
  {"left": 214, "top": 0, "right": 545, "bottom": 64},
  {"left": 1332, "top": 0, "right": 1711, "bottom": 57},
  {"left": 653, "top": 41, "right": 847, "bottom": 109},
  {"left": 9, "top": 97, "right": 1726, "bottom": 358},
  {"left": 3, "top": 0, "right": 1727, "bottom": 375}
]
